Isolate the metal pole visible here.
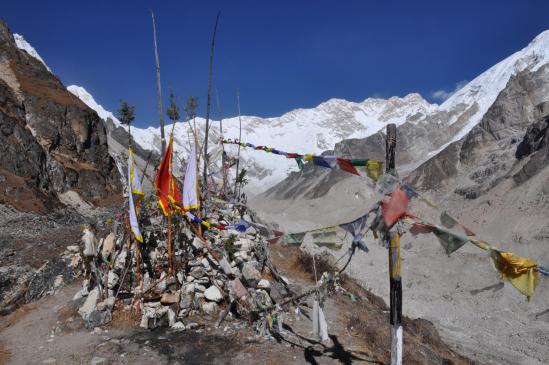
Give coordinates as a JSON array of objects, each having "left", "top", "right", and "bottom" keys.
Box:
[{"left": 385, "top": 123, "right": 402, "bottom": 365}]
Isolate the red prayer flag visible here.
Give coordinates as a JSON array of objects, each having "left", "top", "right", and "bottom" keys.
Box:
[
  {"left": 336, "top": 158, "right": 360, "bottom": 176},
  {"left": 154, "top": 137, "right": 182, "bottom": 216},
  {"left": 381, "top": 187, "right": 410, "bottom": 228}
]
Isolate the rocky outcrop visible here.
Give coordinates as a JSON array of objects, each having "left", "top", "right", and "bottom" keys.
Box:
[{"left": 0, "top": 20, "right": 120, "bottom": 212}]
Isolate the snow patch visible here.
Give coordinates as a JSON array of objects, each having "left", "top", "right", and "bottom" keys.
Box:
[{"left": 13, "top": 33, "right": 51, "bottom": 72}]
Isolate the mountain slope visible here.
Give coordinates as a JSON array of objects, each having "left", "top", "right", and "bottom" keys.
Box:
[{"left": 0, "top": 21, "right": 120, "bottom": 212}]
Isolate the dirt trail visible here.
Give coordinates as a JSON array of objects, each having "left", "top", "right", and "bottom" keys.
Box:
[{"left": 0, "top": 244, "right": 475, "bottom": 365}]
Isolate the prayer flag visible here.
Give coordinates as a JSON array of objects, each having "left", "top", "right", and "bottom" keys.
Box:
[
  {"left": 336, "top": 158, "right": 360, "bottom": 176},
  {"left": 128, "top": 148, "right": 144, "bottom": 242},
  {"left": 381, "top": 187, "right": 409, "bottom": 228},
  {"left": 154, "top": 137, "right": 182, "bottom": 216},
  {"left": 491, "top": 250, "right": 539, "bottom": 300},
  {"left": 339, "top": 212, "right": 370, "bottom": 252},
  {"left": 350, "top": 159, "right": 368, "bottom": 166},
  {"left": 304, "top": 154, "right": 314, "bottom": 161},
  {"left": 366, "top": 160, "right": 383, "bottom": 181},
  {"left": 432, "top": 227, "right": 469, "bottom": 255},
  {"left": 295, "top": 157, "right": 304, "bottom": 170},
  {"left": 313, "top": 156, "right": 332, "bottom": 169},
  {"left": 183, "top": 143, "right": 199, "bottom": 210}
]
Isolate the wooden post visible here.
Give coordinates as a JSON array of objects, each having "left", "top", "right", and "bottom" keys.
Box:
[
  {"left": 235, "top": 90, "right": 243, "bottom": 200},
  {"left": 151, "top": 10, "right": 166, "bottom": 154},
  {"left": 202, "top": 11, "right": 221, "bottom": 206},
  {"left": 385, "top": 123, "right": 402, "bottom": 365},
  {"left": 167, "top": 213, "right": 173, "bottom": 276}
]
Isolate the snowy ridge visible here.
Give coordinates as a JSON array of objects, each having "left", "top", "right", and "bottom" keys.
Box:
[
  {"left": 13, "top": 34, "right": 51, "bottom": 72},
  {"left": 65, "top": 30, "right": 549, "bottom": 194}
]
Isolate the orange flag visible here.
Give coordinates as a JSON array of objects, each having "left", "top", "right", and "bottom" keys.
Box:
[{"left": 154, "top": 137, "right": 182, "bottom": 216}]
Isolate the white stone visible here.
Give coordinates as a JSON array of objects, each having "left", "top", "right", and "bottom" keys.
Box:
[
  {"left": 202, "top": 302, "right": 218, "bottom": 314},
  {"left": 192, "top": 237, "right": 204, "bottom": 250},
  {"left": 171, "top": 321, "right": 186, "bottom": 330},
  {"left": 194, "top": 284, "right": 206, "bottom": 293},
  {"left": 204, "top": 286, "right": 223, "bottom": 302},
  {"left": 91, "top": 356, "right": 107, "bottom": 365},
  {"left": 107, "top": 271, "right": 118, "bottom": 289},
  {"left": 66, "top": 245, "right": 79, "bottom": 253},
  {"left": 78, "top": 288, "right": 99, "bottom": 320},
  {"left": 201, "top": 257, "right": 211, "bottom": 270},
  {"left": 257, "top": 279, "right": 271, "bottom": 291},
  {"left": 184, "top": 283, "right": 195, "bottom": 294},
  {"left": 167, "top": 308, "right": 176, "bottom": 327}
]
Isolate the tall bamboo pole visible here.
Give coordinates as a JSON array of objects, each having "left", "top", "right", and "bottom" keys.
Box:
[
  {"left": 202, "top": 11, "right": 221, "bottom": 207},
  {"left": 216, "top": 89, "right": 226, "bottom": 198},
  {"left": 234, "top": 90, "right": 243, "bottom": 201},
  {"left": 385, "top": 123, "right": 402, "bottom": 365},
  {"left": 151, "top": 10, "right": 166, "bottom": 154}
]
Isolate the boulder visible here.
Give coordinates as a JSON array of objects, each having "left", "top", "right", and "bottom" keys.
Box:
[
  {"left": 202, "top": 302, "right": 218, "bottom": 315},
  {"left": 241, "top": 262, "right": 261, "bottom": 288},
  {"left": 230, "top": 278, "right": 248, "bottom": 299},
  {"left": 204, "top": 286, "right": 223, "bottom": 302},
  {"left": 160, "top": 292, "right": 180, "bottom": 305},
  {"left": 78, "top": 287, "right": 99, "bottom": 320},
  {"left": 257, "top": 279, "right": 271, "bottom": 291},
  {"left": 218, "top": 256, "right": 233, "bottom": 276}
]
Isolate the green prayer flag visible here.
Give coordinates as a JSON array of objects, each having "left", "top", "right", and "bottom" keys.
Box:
[
  {"left": 433, "top": 226, "right": 469, "bottom": 255},
  {"left": 295, "top": 157, "right": 304, "bottom": 170},
  {"left": 350, "top": 159, "right": 368, "bottom": 166}
]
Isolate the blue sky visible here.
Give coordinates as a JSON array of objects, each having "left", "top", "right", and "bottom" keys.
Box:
[{"left": 3, "top": 0, "right": 549, "bottom": 127}]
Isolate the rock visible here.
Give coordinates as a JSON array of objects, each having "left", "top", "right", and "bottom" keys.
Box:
[
  {"left": 53, "top": 275, "right": 64, "bottom": 288},
  {"left": 107, "top": 271, "right": 118, "bottom": 289},
  {"left": 230, "top": 278, "right": 248, "bottom": 299},
  {"left": 180, "top": 293, "right": 192, "bottom": 309},
  {"left": 101, "top": 233, "right": 115, "bottom": 258},
  {"left": 140, "top": 315, "right": 149, "bottom": 329},
  {"left": 241, "top": 262, "right": 261, "bottom": 288},
  {"left": 42, "top": 358, "right": 56, "bottom": 364},
  {"left": 204, "top": 286, "right": 223, "bottom": 302},
  {"left": 25, "top": 257, "right": 74, "bottom": 303},
  {"left": 172, "top": 321, "right": 185, "bottom": 330},
  {"left": 184, "top": 283, "right": 195, "bottom": 294},
  {"left": 194, "top": 284, "right": 206, "bottom": 293},
  {"left": 192, "top": 237, "right": 204, "bottom": 250},
  {"left": 247, "top": 227, "right": 257, "bottom": 235},
  {"left": 218, "top": 257, "right": 233, "bottom": 276},
  {"left": 161, "top": 292, "right": 180, "bottom": 305},
  {"left": 86, "top": 309, "right": 112, "bottom": 329},
  {"left": 201, "top": 257, "right": 211, "bottom": 270},
  {"left": 114, "top": 250, "right": 127, "bottom": 270},
  {"left": 202, "top": 302, "right": 218, "bottom": 315},
  {"left": 78, "top": 288, "right": 99, "bottom": 320},
  {"left": 190, "top": 267, "right": 206, "bottom": 279},
  {"left": 66, "top": 245, "right": 79, "bottom": 253},
  {"left": 91, "top": 357, "right": 107, "bottom": 365},
  {"left": 167, "top": 308, "right": 176, "bottom": 327},
  {"left": 257, "top": 279, "right": 271, "bottom": 291}
]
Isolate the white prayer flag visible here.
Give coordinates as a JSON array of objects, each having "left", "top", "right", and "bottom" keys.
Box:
[
  {"left": 183, "top": 143, "right": 199, "bottom": 210},
  {"left": 128, "top": 148, "right": 144, "bottom": 242}
]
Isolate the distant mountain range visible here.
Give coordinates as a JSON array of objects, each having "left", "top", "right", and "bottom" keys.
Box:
[{"left": 11, "top": 28, "right": 549, "bottom": 197}]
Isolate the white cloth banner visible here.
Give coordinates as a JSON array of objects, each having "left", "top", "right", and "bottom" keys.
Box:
[
  {"left": 183, "top": 143, "right": 199, "bottom": 210},
  {"left": 128, "top": 149, "right": 143, "bottom": 242}
]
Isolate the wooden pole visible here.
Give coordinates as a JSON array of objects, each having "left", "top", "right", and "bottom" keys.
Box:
[
  {"left": 216, "top": 89, "right": 226, "bottom": 198},
  {"left": 202, "top": 11, "right": 221, "bottom": 207},
  {"left": 235, "top": 90, "right": 242, "bottom": 200},
  {"left": 151, "top": 10, "right": 166, "bottom": 154},
  {"left": 385, "top": 123, "right": 402, "bottom": 365}
]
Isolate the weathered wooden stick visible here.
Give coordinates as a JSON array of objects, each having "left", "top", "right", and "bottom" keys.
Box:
[
  {"left": 385, "top": 123, "right": 402, "bottom": 365},
  {"left": 151, "top": 10, "right": 166, "bottom": 154}
]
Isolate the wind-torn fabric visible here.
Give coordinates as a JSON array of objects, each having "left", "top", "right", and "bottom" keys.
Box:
[
  {"left": 366, "top": 160, "right": 383, "bottom": 181},
  {"left": 183, "top": 143, "right": 199, "bottom": 210},
  {"left": 432, "top": 226, "right": 469, "bottom": 255},
  {"left": 339, "top": 212, "right": 370, "bottom": 252},
  {"left": 312, "top": 300, "right": 329, "bottom": 341},
  {"left": 295, "top": 157, "right": 304, "bottom": 170},
  {"left": 313, "top": 156, "right": 333, "bottom": 169},
  {"left": 336, "top": 158, "right": 360, "bottom": 176},
  {"left": 155, "top": 137, "right": 182, "bottom": 216},
  {"left": 128, "top": 148, "right": 144, "bottom": 242},
  {"left": 491, "top": 250, "right": 539, "bottom": 301},
  {"left": 440, "top": 211, "right": 476, "bottom": 236},
  {"left": 381, "top": 187, "right": 409, "bottom": 228}
]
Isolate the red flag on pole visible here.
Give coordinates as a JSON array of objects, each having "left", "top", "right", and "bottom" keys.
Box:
[{"left": 154, "top": 137, "right": 182, "bottom": 216}]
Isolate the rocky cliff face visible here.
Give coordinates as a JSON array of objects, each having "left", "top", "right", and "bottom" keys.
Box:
[{"left": 0, "top": 21, "right": 120, "bottom": 212}]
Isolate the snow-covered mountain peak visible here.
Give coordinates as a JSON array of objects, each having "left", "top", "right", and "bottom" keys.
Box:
[
  {"left": 13, "top": 33, "right": 51, "bottom": 72},
  {"left": 67, "top": 85, "right": 121, "bottom": 125}
]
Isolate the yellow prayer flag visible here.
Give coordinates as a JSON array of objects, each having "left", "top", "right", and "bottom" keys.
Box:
[
  {"left": 304, "top": 154, "right": 313, "bottom": 161},
  {"left": 491, "top": 250, "right": 539, "bottom": 301},
  {"left": 366, "top": 160, "right": 383, "bottom": 181}
]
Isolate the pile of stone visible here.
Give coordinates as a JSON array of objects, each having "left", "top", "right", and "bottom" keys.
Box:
[{"left": 69, "top": 200, "right": 293, "bottom": 332}]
